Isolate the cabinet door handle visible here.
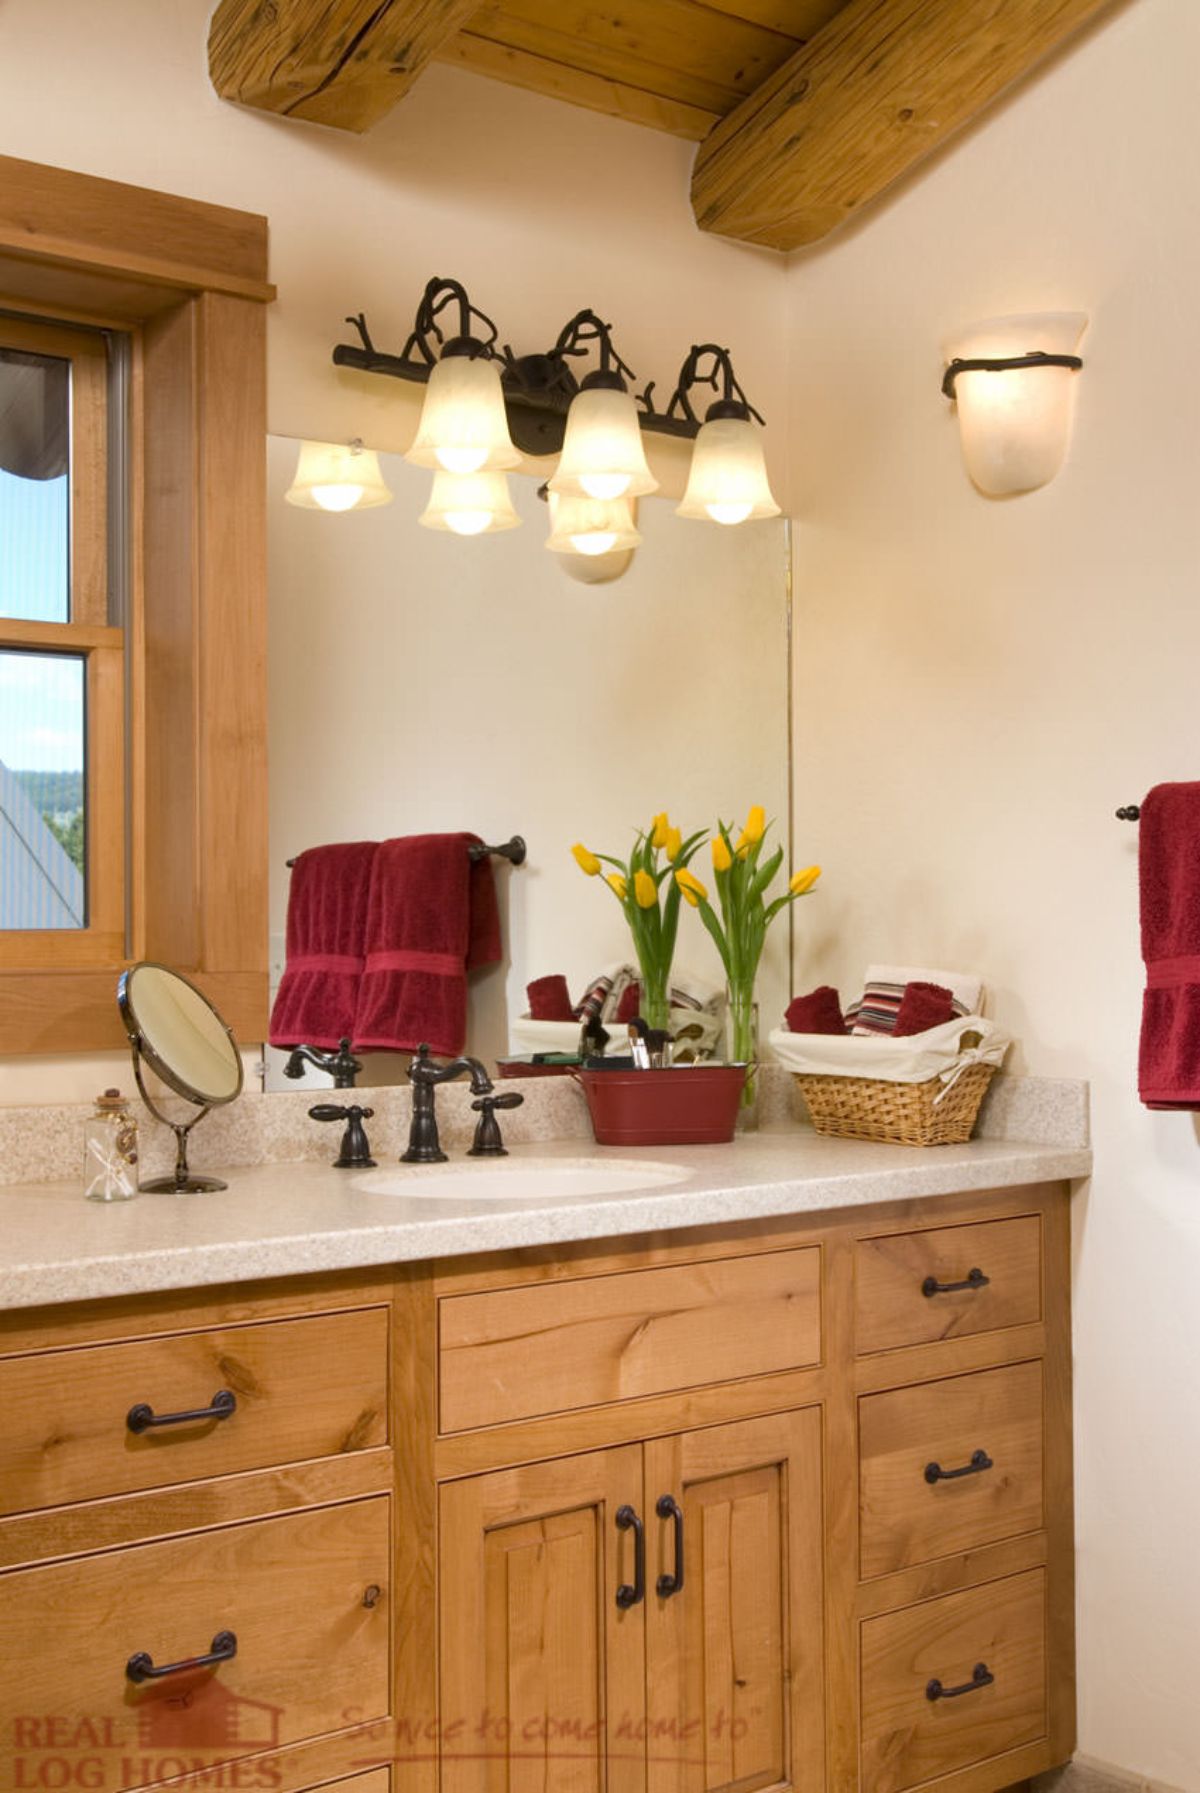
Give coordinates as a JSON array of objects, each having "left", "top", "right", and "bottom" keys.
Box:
[
  {"left": 656, "top": 1494, "right": 685, "bottom": 1598},
  {"left": 126, "top": 1629, "right": 238, "bottom": 1684},
  {"left": 926, "top": 1662, "right": 994, "bottom": 1702},
  {"left": 615, "top": 1504, "right": 645, "bottom": 1609},
  {"left": 921, "top": 1267, "right": 989, "bottom": 1298},
  {"left": 924, "top": 1449, "right": 994, "bottom": 1485},
  {"left": 127, "top": 1389, "right": 237, "bottom": 1433}
]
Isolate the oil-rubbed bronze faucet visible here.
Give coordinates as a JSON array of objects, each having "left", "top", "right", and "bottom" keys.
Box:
[
  {"left": 403, "top": 1043, "right": 493, "bottom": 1164},
  {"left": 283, "top": 1037, "right": 362, "bottom": 1088}
]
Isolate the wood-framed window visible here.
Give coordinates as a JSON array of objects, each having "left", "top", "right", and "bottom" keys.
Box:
[
  {"left": 0, "top": 155, "right": 273, "bottom": 1055},
  {"left": 0, "top": 313, "right": 125, "bottom": 968}
]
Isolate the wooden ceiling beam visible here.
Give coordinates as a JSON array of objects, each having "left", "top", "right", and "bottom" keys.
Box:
[
  {"left": 691, "top": 0, "right": 1123, "bottom": 250},
  {"left": 208, "top": 0, "right": 483, "bottom": 133}
]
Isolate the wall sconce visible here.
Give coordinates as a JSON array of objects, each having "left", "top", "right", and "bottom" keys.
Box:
[
  {"left": 418, "top": 468, "right": 521, "bottom": 536},
  {"left": 285, "top": 439, "right": 393, "bottom": 512},
  {"left": 331, "top": 280, "right": 776, "bottom": 545},
  {"left": 941, "top": 313, "right": 1087, "bottom": 496}
]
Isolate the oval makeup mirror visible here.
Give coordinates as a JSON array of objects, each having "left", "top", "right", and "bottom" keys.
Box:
[{"left": 117, "top": 963, "right": 244, "bottom": 1192}]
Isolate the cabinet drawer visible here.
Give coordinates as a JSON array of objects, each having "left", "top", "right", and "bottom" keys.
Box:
[
  {"left": 856, "top": 1217, "right": 1041, "bottom": 1355},
  {"left": 0, "top": 1497, "right": 390, "bottom": 1793},
  {"left": 861, "top": 1569, "right": 1046, "bottom": 1793},
  {"left": 0, "top": 1306, "right": 388, "bottom": 1515},
  {"left": 859, "top": 1361, "right": 1044, "bottom": 1578},
  {"left": 438, "top": 1247, "right": 821, "bottom": 1432}
]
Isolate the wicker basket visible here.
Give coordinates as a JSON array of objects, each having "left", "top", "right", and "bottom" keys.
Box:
[{"left": 794, "top": 1060, "right": 996, "bottom": 1147}]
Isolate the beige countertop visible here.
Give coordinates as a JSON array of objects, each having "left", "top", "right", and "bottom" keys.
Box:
[{"left": 0, "top": 1127, "right": 1091, "bottom": 1312}]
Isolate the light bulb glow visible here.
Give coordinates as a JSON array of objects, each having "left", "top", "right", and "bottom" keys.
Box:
[
  {"left": 549, "top": 386, "right": 658, "bottom": 502},
  {"left": 436, "top": 443, "right": 489, "bottom": 475},
  {"left": 445, "top": 509, "right": 493, "bottom": 536},
  {"left": 545, "top": 489, "right": 640, "bottom": 557},
  {"left": 285, "top": 440, "right": 393, "bottom": 511},
  {"left": 418, "top": 468, "right": 522, "bottom": 535},
  {"left": 677, "top": 415, "right": 779, "bottom": 524},
  {"left": 571, "top": 530, "right": 619, "bottom": 556},
  {"left": 312, "top": 483, "right": 365, "bottom": 513},
  {"left": 579, "top": 472, "right": 630, "bottom": 501},
  {"left": 705, "top": 500, "right": 753, "bottom": 525},
  {"left": 406, "top": 354, "right": 520, "bottom": 474}
]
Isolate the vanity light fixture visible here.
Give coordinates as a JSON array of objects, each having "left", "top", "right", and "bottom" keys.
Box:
[
  {"left": 284, "top": 438, "right": 393, "bottom": 512},
  {"left": 672, "top": 344, "right": 780, "bottom": 525},
  {"left": 403, "top": 278, "right": 520, "bottom": 476},
  {"left": 941, "top": 313, "right": 1087, "bottom": 496},
  {"left": 544, "top": 488, "right": 641, "bottom": 558},
  {"left": 418, "top": 467, "right": 521, "bottom": 536},
  {"left": 545, "top": 312, "right": 657, "bottom": 503}
]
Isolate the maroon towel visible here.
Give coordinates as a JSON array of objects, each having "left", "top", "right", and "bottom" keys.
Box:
[
  {"left": 893, "top": 981, "right": 957, "bottom": 1037},
  {"left": 615, "top": 982, "right": 642, "bottom": 1024},
  {"left": 269, "top": 842, "right": 378, "bottom": 1049},
  {"left": 528, "top": 975, "right": 575, "bottom": 1021},
  {"left": 1138, "top": 783, "right": 1200, "bottom": 1107},
  {"left": 352, "top": 834, "right": 502, "bottom": 1056},
  {"left": 785, "top": 987, "right": 846, "bottom": 1034}
]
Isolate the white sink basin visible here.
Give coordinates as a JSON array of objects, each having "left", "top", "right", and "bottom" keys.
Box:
[{"left": 356, "top": 1158, "right": 690, "bottom": 1203}]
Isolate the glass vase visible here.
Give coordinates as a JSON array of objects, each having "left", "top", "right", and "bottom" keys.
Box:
[
  {"left": 637, "top": 969, "right": 671, "bottom": 1034},
  {"left": 727, "top": 984, "right": 760, "bottom": 1125}
]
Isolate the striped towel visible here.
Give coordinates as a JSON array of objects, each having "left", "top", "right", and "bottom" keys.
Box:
[{"left": 848, "top": 964, "right": 983, "bottom": 1036}]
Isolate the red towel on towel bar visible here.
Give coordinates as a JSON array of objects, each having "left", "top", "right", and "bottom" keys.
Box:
[
  {"left": 353, "top": 834, "right": 502, "bottom": 1056},
  {"left": 269, "top": 841, "right": 379, "bottom": 1049},
  {"left": 1138, "top": 782, "right": 1200, "bottom": 1107}
]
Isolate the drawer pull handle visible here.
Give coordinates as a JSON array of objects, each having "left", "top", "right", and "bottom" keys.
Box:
[
  {"left": 126, "top": 1629, "right": 238, "bottom": 1684},
  {"left": 127, "top": 1389, "right": 237, "bottom": 1434},
  {"left": 615, "top": 1504, "right": 645, "bottom": 1609},
  {"left": 656, "top": 1494, "right": 685, "bottom": 1598},
  {"left": 926, "top": 1662, "right": 994, "bottom": 1702},
  {"left": 921, "top": 1267, "right": 989, "bottom": 1298},
  {"left": 924, "top": 1449, "right": 994, "bottom": 1485}
]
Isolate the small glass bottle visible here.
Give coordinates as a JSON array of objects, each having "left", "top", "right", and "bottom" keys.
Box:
[{"left": 84, "top": 1088, "right": 139, "bottom": 1202}]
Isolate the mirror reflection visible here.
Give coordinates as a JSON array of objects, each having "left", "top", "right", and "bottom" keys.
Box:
[{"left": 266, "top": 439, "right": 791, "bottom": 1086}]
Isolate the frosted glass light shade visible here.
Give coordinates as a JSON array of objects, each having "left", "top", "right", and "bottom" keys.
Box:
[
  {"left": 405, "top": 354, "right": 520, "bottom": 474},
  {"left": 676, "top": 416, "right": 781, "bottom": 524},
  {"left": 545, "top": 490, "right": 641, "bottom": 557},
  {"left": 548, "top": 386, "right": 658, "bottom": 502},
  {"left": 285, "top": 440, "right": 393, "bottom": 511},
  {"left": 418, "top": 468, "right": 521, "bottom": 536},
  {"left": 943, "top": 312, "right": 1087, "bottom": 497}
]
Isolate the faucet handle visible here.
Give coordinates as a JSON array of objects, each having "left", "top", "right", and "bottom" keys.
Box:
[
  {"left": 309, "top": 1103, "right": 376, "bottom": 1170},
  {"left": 468, "top": 1090, "right": 524, "bottom": 1158}
]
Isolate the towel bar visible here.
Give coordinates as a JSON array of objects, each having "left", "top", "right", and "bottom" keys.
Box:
[{"left": 286, "top": 835, "right": 526, "bottom": 868}]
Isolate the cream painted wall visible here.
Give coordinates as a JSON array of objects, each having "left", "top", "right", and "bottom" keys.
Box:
[
  {"left": 0, "top": 0, "right": 789, "bottom": 1103},
  {"left": 784, "top": 0, "right": 1199, "bottom": 1784}
]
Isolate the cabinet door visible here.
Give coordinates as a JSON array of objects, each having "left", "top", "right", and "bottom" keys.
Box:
[
  {"left": 645, "top": 1410, "right": 824, "bottom": 1793},
  {"left": 440, "top": 1445, "right": 647, "bottom": 1793}
]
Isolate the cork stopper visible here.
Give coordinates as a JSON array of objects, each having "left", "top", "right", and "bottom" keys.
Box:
[{"left": 94, "top": 1088, "right": 127, "bottom": 1112}]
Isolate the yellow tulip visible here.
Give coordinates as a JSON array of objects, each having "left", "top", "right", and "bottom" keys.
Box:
[
  {"left": 711, "top": 834, "right": 732, "bottom": 873},
  {"left": 634, "top": 869, "right": 658, "bottom": 909},
  {"left": 571, "top": 842, "right": 601, "bottom": 877},
  {"left": 735, "top": 804, "right": 766, "bottom": 855},
  {"left": 665, "top": 825, "right": 683, "bottom": 863},
  {"left": 675, "top": 867, "right": 708, "bottom": 908},
  {"left": 650, "top": 812, "right": 670, "bottom": 850},
  {"left": 789, "top": 864, "right": 821, "bottom": 896},
  {"left": 606, "top": 873, "right": 627, "bottom": 901}
]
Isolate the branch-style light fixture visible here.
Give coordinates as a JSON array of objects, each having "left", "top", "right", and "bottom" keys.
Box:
[
  {"left": 285, "top": 438, "right": 393, "bottom": 512},
  {"left": 941, "top": 313, "right": 1087, "bottom": 497},
  {"left": 331, "top": 276, "right": 779, "bottom": 557}
]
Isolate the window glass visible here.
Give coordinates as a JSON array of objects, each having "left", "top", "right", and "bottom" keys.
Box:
[
  {"left": 0, "top": 346, "right": 71, "bottom": 623},
  {"left": 0, "top": 649, "right": 86, "bottom": 928}
]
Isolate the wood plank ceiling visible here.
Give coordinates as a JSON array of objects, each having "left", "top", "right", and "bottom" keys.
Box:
[{"left": 209, "top": 0, "right": 1122, "bottom": 249}]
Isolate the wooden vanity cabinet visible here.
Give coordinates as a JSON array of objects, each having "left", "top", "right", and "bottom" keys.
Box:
[{"left": 0, "top": 1179, "right": 1072, "bottom": 1793}]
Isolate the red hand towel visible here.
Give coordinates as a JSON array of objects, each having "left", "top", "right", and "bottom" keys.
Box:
[
  {"left": 1138, "top": 783, "right": 1200, "bottom": 1107},
  {"left": 269, "top": 841, "right": 378, "bottom": 1049},
  {"left": 784, "top": 987, "right": 846, "bottom": 1035},
  {"left": 893, "top": 981, "right": 957, "bottom": 1037},
  {"left": 527, "top": 974, "right": 575, "bottom": 1022},
  {"left": 352, "top": 834, "right": 502, "bottom": 1056},
  {"left": 615, "top": 982, "right": 642, "bottom": 1024}
]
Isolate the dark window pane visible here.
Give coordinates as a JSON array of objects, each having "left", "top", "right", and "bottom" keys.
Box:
[
  {"left": 0, "top": 650, "right": 86, "bottom": 928},
  {"left": 0, "top": 347, "right": 70, "bottom": 623}
]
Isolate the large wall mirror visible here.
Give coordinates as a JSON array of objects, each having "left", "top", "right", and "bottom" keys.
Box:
[{"left": 266, "top": 438, "right": 791, "bottom": 1085}]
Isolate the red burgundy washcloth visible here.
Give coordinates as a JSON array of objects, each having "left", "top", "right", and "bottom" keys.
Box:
[
  {"left": 269, "top": 841, "right": 378, "bottom": 1049},
  {"left": 893, "top": 981, "right": 957, "bottom": 1037},
  {"left": 615, "top": 982, "right": 643, "bottom": 1024},
  {"left": 527, "top": 974, "right": 575, "bottom": 1022},
  {"left": 1138, "top": 783, "right": 1200, "bottom": 1107},
  {"left": 352, "top": 834, "right": 502, "bottom": 1057},
  {"left": 785, "top": 987, "right": 847, "bottom": 1035}
]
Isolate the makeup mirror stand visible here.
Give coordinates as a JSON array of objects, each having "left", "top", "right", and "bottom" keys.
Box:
[{"left": 127, "top": 1043, "right": 224, "bottom": 1193}]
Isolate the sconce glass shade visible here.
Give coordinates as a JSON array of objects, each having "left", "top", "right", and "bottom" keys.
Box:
[
  {"left": 549, "top": 386, "right": 658, "bottom": 502},
  {"left": 284, "top": 440, "right": 393, "bottom": 512},
  {"left": 676, "top": 415, "right": 781, "bottom": 524},
  {"left": 942, "top": 312, "right": 1087, "bottom": 497},
  {"left": 418, "top": 468, "right": 522, "bottom": 536},
  {"left": 405, "top": 354, "right": 521, "bottom": 475},
  {"left": 545, "top": 490, "right": 641, "bottom": 557}
]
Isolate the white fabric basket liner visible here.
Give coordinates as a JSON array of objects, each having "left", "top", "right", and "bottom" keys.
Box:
[{"left": 768, "top": 1015, "right": 1010, "bottom": 1091}]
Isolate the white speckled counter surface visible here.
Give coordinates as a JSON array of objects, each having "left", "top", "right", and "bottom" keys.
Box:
[{"left": 0, "top": 1126, "right": 1091, "bottom": 1311}]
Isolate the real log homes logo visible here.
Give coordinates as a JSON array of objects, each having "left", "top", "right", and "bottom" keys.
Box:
[{"left": 8, "top": 1685, "right": 284, "bottom": 1789}]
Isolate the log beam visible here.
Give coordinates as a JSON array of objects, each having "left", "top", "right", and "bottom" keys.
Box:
[
  {"left": 691, "top": 0, "right": 1123, "bottom": 250},
  {"left": 208, "top": 0, "right": 482, "bottom": 133}
]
